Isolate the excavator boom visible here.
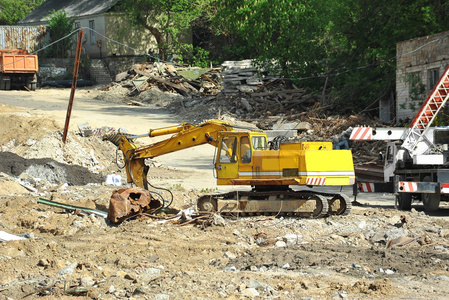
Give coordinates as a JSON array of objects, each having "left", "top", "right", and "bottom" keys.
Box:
[{"left": 105, "top": 120, "right": 235, "bottom": 188}]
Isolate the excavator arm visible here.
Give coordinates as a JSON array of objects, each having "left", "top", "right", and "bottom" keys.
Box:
[{"left": 106, "top": 120, "right": 235, "bottom": 189}]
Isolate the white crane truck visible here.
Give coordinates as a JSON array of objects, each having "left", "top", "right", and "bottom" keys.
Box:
[{"left": 351, "top": 64, "right": 449, "bottom": 211}]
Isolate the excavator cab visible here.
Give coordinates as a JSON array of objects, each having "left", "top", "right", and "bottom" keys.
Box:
[
  {"left": 215, "top": 132, "right": 269, "bottom": 182},
  {"left": 216, "top": 132, "right": 263, "bottom": 180}
]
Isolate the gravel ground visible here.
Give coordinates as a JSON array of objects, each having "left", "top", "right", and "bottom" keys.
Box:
[{"left": 0, "top": 89, "right": 448, "bottom": 299}]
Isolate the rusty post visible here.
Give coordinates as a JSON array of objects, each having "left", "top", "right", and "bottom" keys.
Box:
[{"left": 62, "top": 30, "right": 84, "bottom": 143}]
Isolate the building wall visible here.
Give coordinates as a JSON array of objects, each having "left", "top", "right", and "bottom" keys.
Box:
[
  {"left": 20, "top": 12, "right": 193, "bottom": 61},
  {"left": 396, "top": 30, "right": 449, "bottom": 122},
  {"left": 74, "top": 14, "right": 107, "bottom": 59},
  {"left": 104, "top": 14, "right": 155, "bottom": 58},
  {"left": 104, "top": 13, "right": 193, "bottom": 59}
]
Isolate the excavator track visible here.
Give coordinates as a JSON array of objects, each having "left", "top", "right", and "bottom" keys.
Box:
[
  {"left": 197, "top": 190, "right": 354, "bottom": 218},
  {"left": 321, "top": 192, "right": 352, "bottom": 216}
]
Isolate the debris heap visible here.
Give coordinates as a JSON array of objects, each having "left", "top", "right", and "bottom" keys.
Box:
[{"left": 101, "top": 62, "right": 223, "bottom": 98}]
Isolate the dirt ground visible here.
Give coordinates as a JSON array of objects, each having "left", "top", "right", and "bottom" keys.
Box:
[{"left": 0, "top": 88, "right": 449, "bottom": 300}]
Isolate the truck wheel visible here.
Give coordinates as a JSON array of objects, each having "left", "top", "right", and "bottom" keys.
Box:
[
  {"left": 397, "top": 193, "right": 412, "bottom": 210},
  {"left": 422, "top": 193, "right": 440, "bottom": 211},
  {"left": 422, "top": 176, "right": 440, "bottom": 211}
]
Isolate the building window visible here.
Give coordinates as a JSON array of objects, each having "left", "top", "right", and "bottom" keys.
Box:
[
  {"left": 428, "top": 69, "right": 439, "bottom": 90},
  {"left": 89, "top": 20, "right": 96, "bottom": 45},
  {"left": 74, "top": 22, "right": 80, "bottom": 40}
]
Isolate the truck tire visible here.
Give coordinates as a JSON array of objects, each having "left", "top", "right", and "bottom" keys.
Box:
[
  {"left": 422, "top": 193, "right": 440, "bottom": 211},
  {"left": 422, "top": 176, "right": 440, "bottom": 211},
  {"left": 397, "top": 193, "right": 412, "bottom": 210}
]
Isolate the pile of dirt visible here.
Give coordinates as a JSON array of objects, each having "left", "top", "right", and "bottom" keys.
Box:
[
  {"left": 0, "top": 108, "right": 123, "bottom": 192},
  {"left": 1, "top": 190, "right": 448, "bottom": 299},
  {"left": 0, "top": 108, "right": 61, "bottom": 154}
]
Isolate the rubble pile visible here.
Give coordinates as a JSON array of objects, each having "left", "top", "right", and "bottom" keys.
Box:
[
  {"left": 99, "top": 62, "right": 223, "bottom": 100},
  {"left": 220, "top": 59, "right": 278, "bottom": 94},
  {"left": 94, "top": 61, "right": 352, "bottom": 130},
  {"left": 1, "top": 189, "right": 449, "bottom": 299},
  {"left": 0, "top": 126, "right": 123, "bottom": 192}
]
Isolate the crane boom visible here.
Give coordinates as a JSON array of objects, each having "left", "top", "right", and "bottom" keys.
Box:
[{"left": 403, "top": 64, "right": 449, "bottom": 154}]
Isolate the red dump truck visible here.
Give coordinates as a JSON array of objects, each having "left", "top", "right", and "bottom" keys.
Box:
[{"left": 0, "top": 49, "right": 38, "bottom": 90}]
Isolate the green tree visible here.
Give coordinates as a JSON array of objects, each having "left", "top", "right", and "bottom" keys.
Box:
[
  {"left": 44, "top": 9, "right": 75, "bottom": 58},
  {"left": 215, "top": 0, "right": 449, "bottom": 115},
  {"left": 0, "top": 0, "right": 44, "bottom": 25},
  {"left": 215, "top": 0, "right": 329, "bottom": 76},
  {"left": 118, "top": 0, "right": 214, "bottom": 63},
  {"left": 324, "top": 0, "right": 449, "bottom": 113}
]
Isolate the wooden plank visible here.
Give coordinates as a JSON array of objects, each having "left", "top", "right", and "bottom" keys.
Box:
[
  {"left": 251, "top": 89, "right": 306, "bottom": 97},
  {"left": 134, "top": 69, "right": 190, "bottom": 96}
]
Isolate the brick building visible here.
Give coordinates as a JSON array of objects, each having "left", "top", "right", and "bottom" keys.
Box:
[{"left": 395, "top": 30, "right": 449, "bottom": 123}]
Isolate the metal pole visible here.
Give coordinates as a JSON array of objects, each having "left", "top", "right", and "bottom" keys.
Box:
[{"left": 62, "top": 30, "right": 84, "bottom": 143}]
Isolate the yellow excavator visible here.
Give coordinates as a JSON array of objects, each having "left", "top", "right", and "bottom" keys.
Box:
[{"left": 105, "top": 120, "right": 355, "bottom": 218}]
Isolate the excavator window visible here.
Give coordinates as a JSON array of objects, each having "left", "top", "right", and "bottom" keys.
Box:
[
  {"left": 252, "top": 136, "right": 267, "bottom": 150},
  {"left": 219, "top": 136, "right": 238, "bottom": 163},
  {"left": 240, "top": 136, "right": 251, "bottom": 163}
]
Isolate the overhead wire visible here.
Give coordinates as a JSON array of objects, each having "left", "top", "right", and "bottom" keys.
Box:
[{"left": 1, "top": 25, "right": 446, "bottom": 82}]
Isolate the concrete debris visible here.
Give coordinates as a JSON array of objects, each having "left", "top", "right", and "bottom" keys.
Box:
[
  {"left": 101, "top": 62, "right": 222, "bottom": 97},
  {"left": 78, "top": 122, "right": 128, "bottom": 138},
  {"left": 0, "top": 231, "right": 26, "bottom": 242},
  {"left": 105, "top": 174, "right": 122, "bottom": 186},
  {"left": 221, "top": 59, "right": 278, "bottom": 94}
]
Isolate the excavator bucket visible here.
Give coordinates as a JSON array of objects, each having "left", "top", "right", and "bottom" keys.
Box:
[{"left": 108, "top": 187, "right": 163, "bottom": 224}]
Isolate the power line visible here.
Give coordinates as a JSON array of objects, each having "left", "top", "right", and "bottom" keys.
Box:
[{"left": 1, "top": 26, "right": 447, "bottom": 82}]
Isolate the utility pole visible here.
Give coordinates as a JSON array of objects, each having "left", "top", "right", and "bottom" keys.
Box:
[{"left": 62, "top": 30, "right": 84, "bottom": 143}]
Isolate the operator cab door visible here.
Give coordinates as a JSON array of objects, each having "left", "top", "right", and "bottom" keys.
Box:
[
  {"left": 216, "top": 135, "right": 239, "bottom": 179},
  {"left": 384, "top": 142, "right": 398, "bottom": 182}
]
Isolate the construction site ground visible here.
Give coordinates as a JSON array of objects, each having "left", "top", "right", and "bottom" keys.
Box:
[{"left": 0, "top": 87, "right": 449, "bottom": 300}]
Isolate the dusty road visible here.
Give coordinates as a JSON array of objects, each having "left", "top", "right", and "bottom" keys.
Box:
[
  {"left": 0, "top": 87, "right": 449, "bottom": 300},
  {"left": 0, "top": 88, "right": 220, "bottom": 190}
]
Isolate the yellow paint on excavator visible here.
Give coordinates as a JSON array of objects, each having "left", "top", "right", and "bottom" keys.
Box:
[{"left": 216, "top": 134, "right": 355, "bottom": 187}]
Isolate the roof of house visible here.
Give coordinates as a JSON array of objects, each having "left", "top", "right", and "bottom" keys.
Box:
[{"left": 19, "top": 0, "right": 119, "bottom": 24}]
